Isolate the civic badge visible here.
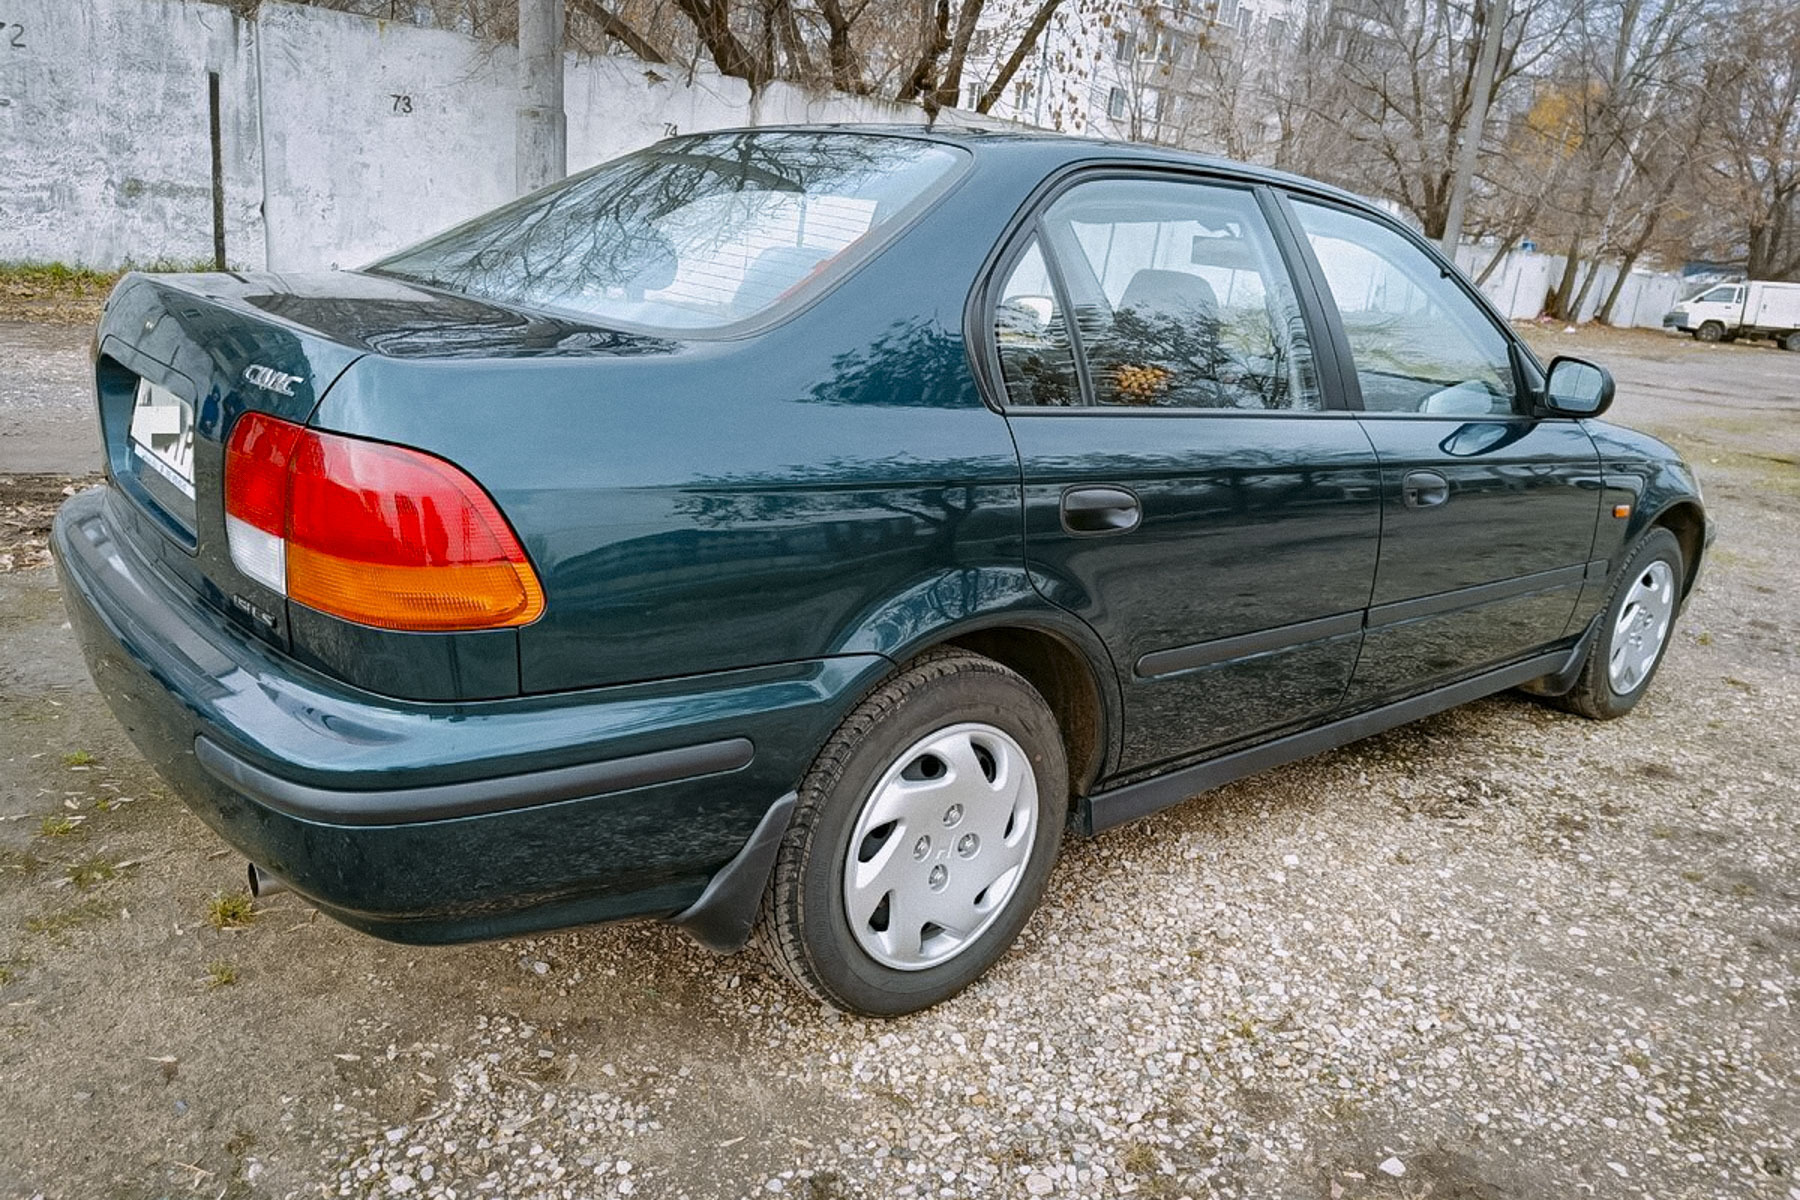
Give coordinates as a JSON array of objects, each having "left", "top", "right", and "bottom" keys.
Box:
[{"left": 242, "top": 364, "right": 302, "bottom": 396}]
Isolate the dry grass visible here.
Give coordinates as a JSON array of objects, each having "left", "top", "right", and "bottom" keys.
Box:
[{"left": 205, "top": 891, "right": 256, "bottom": 930}]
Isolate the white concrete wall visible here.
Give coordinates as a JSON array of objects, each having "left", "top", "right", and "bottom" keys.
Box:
[
  {"left": 0, "top": 0, "right": 917, "bottom": 272},
  {"left": 0, "top": 0, "right": 1692, "bottom": 326},
  {"left": 0, "top": 0, "right": 264, "bottom": 269}
]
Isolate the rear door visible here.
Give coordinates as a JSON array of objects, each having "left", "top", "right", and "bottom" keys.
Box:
[
  {"left": 989, "top": 172, "right": 1382, "bottom": 772},
  {"left": 1279, "top": 195, "right": 1602, "bottom": 704}
]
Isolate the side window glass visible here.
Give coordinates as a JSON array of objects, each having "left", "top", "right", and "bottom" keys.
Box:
[
  {"left": 1293, "top": 200, "right": 1516, "bottom": 416},
  {"left": 1039, "top": 179, "right": 1321, "bottom": 411},
  {"left": 993, "top": 239, "right": 1081, "bottom": 407}
]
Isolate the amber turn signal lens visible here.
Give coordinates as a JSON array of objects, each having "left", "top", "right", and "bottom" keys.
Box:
[{"left": 1613, "top": 504, "right": 1633, "bottom": 519}]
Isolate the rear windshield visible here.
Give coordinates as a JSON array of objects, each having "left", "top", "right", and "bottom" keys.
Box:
[{"left": 369, "top": 131, "right": 966, "bottom": 332}]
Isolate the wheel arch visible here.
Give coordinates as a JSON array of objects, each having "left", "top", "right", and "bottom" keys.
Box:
[
  {"left": 828, "top": 567, "right": 1123, "bottom": 799},
  {"left": 937, "top": 622, "right": 1115, "bottom": 798},
  {"left": 1646, "top": 499, "right": 1706, "bottom": 597}
]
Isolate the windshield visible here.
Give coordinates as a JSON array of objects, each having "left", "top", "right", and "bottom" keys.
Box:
[{"left": 369, "top": 131, "right": 965, "bottom": 332}]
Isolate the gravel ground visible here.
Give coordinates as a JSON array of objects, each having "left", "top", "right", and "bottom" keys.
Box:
[{"left": 0, "top": 323, "right": 1795, "bottom": 1200}]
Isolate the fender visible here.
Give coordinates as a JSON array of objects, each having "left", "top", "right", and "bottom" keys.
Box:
[{"left": 1581, "top": 421, "right": 1710, "bottom": 612}]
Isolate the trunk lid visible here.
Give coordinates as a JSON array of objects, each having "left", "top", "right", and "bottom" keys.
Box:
[{"left": 92, "top": 270, "right": 660, "bottom": 665}]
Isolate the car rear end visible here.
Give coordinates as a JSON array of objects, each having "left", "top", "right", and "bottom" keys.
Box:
[
  {"left": 53, "top": 128, "right": 1006, "bottom": 948},
  {"left": 53, "top": 271, "right": 872, "bottom": 944}
]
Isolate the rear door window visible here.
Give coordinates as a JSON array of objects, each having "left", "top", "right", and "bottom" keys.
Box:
[
  {"left": 994, "top": 239, "right": 1082, "bottom": 407},
  {"left": 1007, "top": 177, "right": 1321, "bottom": 410}
]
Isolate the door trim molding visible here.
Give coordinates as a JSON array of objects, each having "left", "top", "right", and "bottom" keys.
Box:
[
  {"left": 1135, "top": 610, "right": 1363, "bottom": 679},
  {"left": 1366, "top": 563, "right": 1588, "bottom": 629}
]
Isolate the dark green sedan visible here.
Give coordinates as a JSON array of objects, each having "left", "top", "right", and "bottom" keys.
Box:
[{"left": 53, "top": 126, "right": 1711, "bottom": 1015}]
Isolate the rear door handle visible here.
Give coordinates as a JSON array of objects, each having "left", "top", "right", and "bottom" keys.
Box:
[
  {"left": 1060, "top": 486, "right": 1142, "bottom": 535},
  {"left": 1401, "top": 470, "right": 1451, "bottom": 509}
]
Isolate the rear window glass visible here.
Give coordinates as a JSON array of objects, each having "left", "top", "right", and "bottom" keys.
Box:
[{"left": 369, "top": 131, "right": 965, "bottom": 332}]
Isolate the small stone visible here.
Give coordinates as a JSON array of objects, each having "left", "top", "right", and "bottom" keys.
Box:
[
  {"left": 1607, "top": 1163, "right": 1629, "bottom": 1178},
  {"left": 1377, "top": 1158, "right": 1405, "bottom": 1178},
  {"left": 1025, "top": 1173, "right": 1054, "bottom": 1195}
]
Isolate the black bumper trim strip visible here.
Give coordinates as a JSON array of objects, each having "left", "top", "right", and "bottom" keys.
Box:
[{"left": 195, "top": 735, "right": 755, "bottom": 827}]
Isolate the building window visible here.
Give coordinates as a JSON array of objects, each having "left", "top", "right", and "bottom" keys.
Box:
[
  {"left": 1107, "top": 86, "right": 1127, "bottom": 120},
  {"left": 1115, "top": 30, "right": 1136, "bottom": 61},
  {"left": 969, "top": 27, "right": 991, "bottom": 57}
]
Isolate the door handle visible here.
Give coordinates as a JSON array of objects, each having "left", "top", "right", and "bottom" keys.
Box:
[
  {"left": 1401, "top": 470, "right": 1451, "bottom": 509},
  {"left": 1060, "top": 486, "right": 1142, "bottom": 535}
]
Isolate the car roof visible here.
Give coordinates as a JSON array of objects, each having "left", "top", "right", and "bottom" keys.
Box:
[{"left": 675, "top": 122, "right": 1376, "bottom": 212}]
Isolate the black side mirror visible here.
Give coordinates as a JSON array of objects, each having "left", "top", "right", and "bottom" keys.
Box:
[{"left": 1542, "top": 356, "right": 1615, "bottom": 417}]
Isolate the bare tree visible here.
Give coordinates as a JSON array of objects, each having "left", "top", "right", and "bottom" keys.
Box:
[{"left": 1700, "top": 7, "right": 1800, "bottom": 279}]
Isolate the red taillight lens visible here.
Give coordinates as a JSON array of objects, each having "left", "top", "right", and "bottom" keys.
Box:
[
  {"left": 224, "top": 413, "right": 302, "bottom": 536},
  {"left": 222, "top": 414, "right": 544, "bottom": 632},
  {"left": 224, "top": 413, "right": 304, "bottom": 593}
]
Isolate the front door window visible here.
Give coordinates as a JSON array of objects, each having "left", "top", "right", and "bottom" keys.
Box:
[{"left": 1292, "top": 200, "right": 1517, "bottom": 417}]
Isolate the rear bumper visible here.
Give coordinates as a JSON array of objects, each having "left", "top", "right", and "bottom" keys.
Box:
[{"left": 52, "top": 486, "right": 883, "bottom": 944}]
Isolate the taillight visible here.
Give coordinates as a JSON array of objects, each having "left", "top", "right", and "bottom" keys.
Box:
[{"left": 224, "top": 413, "right": 544, "bottom": 631}]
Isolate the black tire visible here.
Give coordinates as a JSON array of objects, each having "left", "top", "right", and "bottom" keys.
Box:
[
  {"left": 1696, "top": 321, "right": 1725, "bottom": 343},
  {"left": 1555, "top": 528, "right": 1684, "bottom": 720},
  {"left": 754, "top": 648, "right": 1068, "bottom": 1016},
  {"left": 1783, "top": 331, "right": 1800, "bottom": 352}
]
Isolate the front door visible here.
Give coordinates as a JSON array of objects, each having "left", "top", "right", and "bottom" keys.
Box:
[
  {"left": 1283, "top": 196, "right": 1603, "bottom": 703},
  {"left": 988, "top": 175, "right": 1382, "bottom": 772}
]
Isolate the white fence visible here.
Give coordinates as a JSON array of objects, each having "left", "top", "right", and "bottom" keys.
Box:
[
  {"left": 0, "top": 0, "right": 914, "bottom": 271},
  {"left": 1453, "top": 244, "right": 1687, "bottom": 330},
  {"left": 0, "top": 0, "right": 1692, "bottom": 326}
]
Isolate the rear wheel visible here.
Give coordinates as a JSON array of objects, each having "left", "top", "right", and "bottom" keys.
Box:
[
  {"left": 755, "top": 649, "right": 1068, "bottom": 1016},
  {"left": 1556, "top": 528, "right": 1684, "bottom": 720},
  {"left": 1783, "top": 331, "right": 1800, "bottom": 352},
  {"left": 1696, "top": 321, "right": 1725, "bottom": 343}
]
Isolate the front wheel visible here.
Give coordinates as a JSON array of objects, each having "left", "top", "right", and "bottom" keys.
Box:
[
  {"left": 1696, "top": 321, "right": 1725, "bottom": 343},
  {"left": 1556, "top": 528, "right": 1684, "bottom": 720},
  {"left": 755, "top": 649, "right": 1068, "bottom": 1016}
]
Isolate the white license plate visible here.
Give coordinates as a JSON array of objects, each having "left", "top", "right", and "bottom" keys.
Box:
[{"left": 128, "top": 379, "right": 196, "bottom": 499}]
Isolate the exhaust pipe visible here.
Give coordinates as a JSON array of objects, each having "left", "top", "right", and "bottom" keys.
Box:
[{"left": 246, "top": 862, "right": 287, "bottom": 898}]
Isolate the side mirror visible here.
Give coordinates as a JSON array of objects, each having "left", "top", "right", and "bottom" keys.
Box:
[{"left": 1542, "top": 356, "right": 1614, "bottom": 417}]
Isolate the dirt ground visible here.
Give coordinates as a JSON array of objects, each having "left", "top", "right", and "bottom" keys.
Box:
[{"left": 0, "top": 321, "right": 1795, "bottom": 1200}]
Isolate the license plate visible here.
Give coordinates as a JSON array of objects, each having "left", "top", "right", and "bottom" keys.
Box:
[{"left": 128, "top": 379, "right": 196, "bottom": 500}]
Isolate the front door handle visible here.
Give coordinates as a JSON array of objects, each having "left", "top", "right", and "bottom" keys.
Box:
[
  {"left": 1401, "top": 470, "right": 1451, "bottom": 509},
  {"left": 1060, "top": 486, "right": 1142, "bottom": 535}
]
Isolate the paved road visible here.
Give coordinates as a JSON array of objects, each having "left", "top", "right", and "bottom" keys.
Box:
[{"left": 0, "top": 322, "right": 97, "bottom": 474}]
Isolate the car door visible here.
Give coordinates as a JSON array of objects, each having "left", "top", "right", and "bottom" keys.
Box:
[
  {"left": 1281, "top": 196, "right": 1603, "bottom": 703},
  {"left": 986, "top": 173, "right": 1383, "bottom": 772}
]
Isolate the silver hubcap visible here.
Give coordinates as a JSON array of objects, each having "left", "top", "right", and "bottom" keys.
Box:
[
  {"left": 842, "top": 722, "right": 1038, "bottom": 971},
  {"left": 1609, "top": 559, "right": 1676, "bottom": 694}
]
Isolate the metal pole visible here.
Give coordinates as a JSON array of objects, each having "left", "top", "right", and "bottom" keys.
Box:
[
  {"left": 1439, "top": 0, "right": 1507, "bottom": 260},
  {"left": 516, "top": 0, "right": 566, "bottom": 195}
]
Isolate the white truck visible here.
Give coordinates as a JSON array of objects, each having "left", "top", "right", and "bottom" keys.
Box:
[{"left": 1663, "top": 280, "right": 1800, "bottom": 350}]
